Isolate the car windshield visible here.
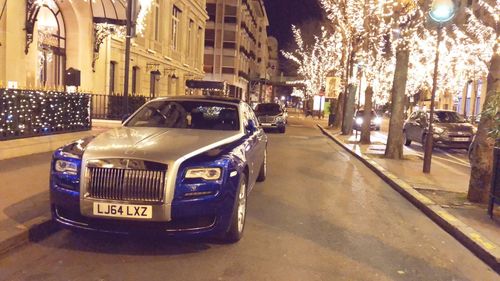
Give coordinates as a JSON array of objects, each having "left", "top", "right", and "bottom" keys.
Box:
[
  {"left": 255, "top": 103, "right": 281, "bottom": 114},
  {"left": 432, "top": 111, "right": 465, "bottom": 123},
  {"left": 125, "top": 100, "right": 240, "bottom": 131},
  {"left": 356, "top": 110, "right": 377, "bottom": 118}
]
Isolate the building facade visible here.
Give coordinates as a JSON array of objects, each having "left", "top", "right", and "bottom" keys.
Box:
[
  {"left": 0, "top": 0, "right": 207, "bottom": 97},
  {"left": 203, "top": 0, "right": 269, "bottom": 101}
]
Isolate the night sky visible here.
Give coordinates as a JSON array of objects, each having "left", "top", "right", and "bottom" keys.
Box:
[{"left": 264, "top": 0, "right": 323, "bottom": 72}]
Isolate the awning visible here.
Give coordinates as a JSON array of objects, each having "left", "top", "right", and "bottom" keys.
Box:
[
  {"left": 186, "top": 80, "right": 227, "bottom": 90},
  {"left": 91, "top": 0, "right": 127, "bottom": 26}
]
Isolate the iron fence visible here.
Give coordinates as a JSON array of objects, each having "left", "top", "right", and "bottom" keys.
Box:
[
  {"left": 0, "top": 88, "right": 91, "bottom": 141},
  {"left": 90, "top": 93, "right": 152, "bottom": 120}
]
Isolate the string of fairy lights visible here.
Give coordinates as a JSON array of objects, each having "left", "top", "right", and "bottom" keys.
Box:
[
  {"left": 0, "top": 89, "right": 91, "bottom": 140},
  {"left": 286, "top": 0, "right": 498, "bottom": 106},
  {"left": 281, "top": 25, "right": 344, "bottom": 99}
]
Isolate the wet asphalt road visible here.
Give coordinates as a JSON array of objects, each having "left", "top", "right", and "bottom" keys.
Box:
[{"left": 0, "top": 119, "right": 498, "bottom": 281}]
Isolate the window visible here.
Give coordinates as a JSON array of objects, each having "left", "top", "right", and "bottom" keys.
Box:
[
  {"left": 171, "top": 6, "right": 181, "bottom": 50},
  {"left": 206, "top": 3, "right": 216, "bottom": 21},
  {"left": 36, "top": 3, "right": 66, "bottom": 88},
  {"left": 205, "top": 29, "right": 215, "bottom": 48},
  {"left": 222, "top": 67, "right": 235, "bottom": 74},
  {"left": 132, "top": 66, "right": 140, "bottom": 95},
  {"left": 224, "top": 5, "right": 237, "bottom": 23},
  {"left": 153, "top": 0, "right": 160, "bottom": 41},
  {"left": 150, "top": 71, "right": 161, "bottom": 98},
  {"left": 109, "top": 61, "right": 117, "bottom": 94},
  {"left": 187, "top": 19, "right": 194, "bottom": 60},
  {"left": 196, "top": 26, "right": 202, "bottom": 67}
]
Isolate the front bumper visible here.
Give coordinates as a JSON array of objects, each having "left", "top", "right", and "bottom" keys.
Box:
[
  {"left": 260, "top": 122, "right": 285, "bottom": 129},
  {"left": 432, "top": 134, "right": 472, "bottom": 149},
  {"left": 50, "top": 182, "right": 237, "bottom": 237}
]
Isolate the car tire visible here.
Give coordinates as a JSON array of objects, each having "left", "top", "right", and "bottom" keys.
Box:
[
  {"left": 404, "top": 132, "right": 411, "bottom": 146},
  {"left": 257, "top": 149, "right": 267, "bottom": 182},
  {"left": 279, "top": 127, "right": 286, "bottom": 134},
  {"left": 224, "top": 174, "right": 247, "bottom": 243}
]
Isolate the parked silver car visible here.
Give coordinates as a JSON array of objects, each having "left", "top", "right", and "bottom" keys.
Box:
[{"left": 403, "top": 110, "right": 476, "bottom": 149}]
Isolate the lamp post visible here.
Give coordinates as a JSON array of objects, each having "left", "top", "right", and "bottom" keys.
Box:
[{"left": 423, "top": 0, "right": 456, "bottom": 173}]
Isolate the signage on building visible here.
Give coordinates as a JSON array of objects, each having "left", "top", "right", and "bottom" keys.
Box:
[{"left": 325, "top": 76, "right": 341, "bottom": 99}]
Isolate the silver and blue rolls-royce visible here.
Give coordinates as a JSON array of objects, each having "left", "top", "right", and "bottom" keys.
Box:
[{"left": 50, "top": 96, "right": 268, "bottom": 242}]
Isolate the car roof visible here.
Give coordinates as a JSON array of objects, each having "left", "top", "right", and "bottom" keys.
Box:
[{"left": 152, "top": 95, "right": 242, "bottom": 104}]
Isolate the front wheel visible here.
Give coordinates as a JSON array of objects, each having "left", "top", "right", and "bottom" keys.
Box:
[
  {"left": 404, "top": 132, "right": 411, "bottom": 146},
  {"left": 279, "top": 127, "right": 286, "bottom": 134},
  {"left": 224, "top": 174, "right": 247, "bottom": 243}
]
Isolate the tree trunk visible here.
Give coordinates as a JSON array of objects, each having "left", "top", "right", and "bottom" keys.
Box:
[
  {"left": 385, "top": 49, "right": 410, "bottom": 159},
  {"left": 361, "top": 85, "right": 373, "bottom": 144},
  {"left": 342, "top": 84, "right": 357, "bottom": 135},
  {"left": 467, "top": 50, "right": 500, "bottom": 203},
  {"left": 333, "top": 92, "right": 344, "bottom": 128}
]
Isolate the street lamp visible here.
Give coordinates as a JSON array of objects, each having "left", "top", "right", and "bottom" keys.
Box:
[{"left": 423, "top": 0, "right": 456, "bottom": 173}]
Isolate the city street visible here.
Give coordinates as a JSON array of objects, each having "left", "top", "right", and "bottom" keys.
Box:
[{"left": 0, "top": 118, "right": 497, "bottom": 281}]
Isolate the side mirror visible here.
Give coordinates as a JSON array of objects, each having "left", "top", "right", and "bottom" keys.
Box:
[
  {"left": 121, "top": 113, "right": 131, "bottom": 124},
  {"left": 246, "top": 119, "right": 257, "bottom": 135}
]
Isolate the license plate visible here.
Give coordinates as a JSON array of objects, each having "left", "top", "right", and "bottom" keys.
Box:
[
  {"left": 93, "top": 202, "right": 152, "bottom": 219},
  {"left": 452, "top": 137, "right": 469, "bottom": 142}
]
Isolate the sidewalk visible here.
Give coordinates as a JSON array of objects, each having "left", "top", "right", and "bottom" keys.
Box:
[
  {"left": 0, "top": 124, "right": 117, "bottom": 255},
  {"left": 318, "top": 124, "right": 500, "bottom": 272}
]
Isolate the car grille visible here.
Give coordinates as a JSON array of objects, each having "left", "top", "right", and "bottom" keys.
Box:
[
  {"left": 87, "top": 167, "right": 166, "bottom": 203},
  {"left": 258, "top": 116, "right": 276, "bottom": 123}
]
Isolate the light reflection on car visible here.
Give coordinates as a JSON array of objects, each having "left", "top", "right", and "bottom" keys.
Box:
[
  {"left": 50, "top": 96, "right": 268, "bottom": 242},
  {"left": 353, "top": 110, "right": 382, "bottom": 131}
]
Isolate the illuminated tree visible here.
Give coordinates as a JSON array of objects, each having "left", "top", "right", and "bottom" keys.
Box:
[
  {"left": 465, "top": 0, "right": 499, "bottom": 203},
  {"left": 320, "top": 0, "right": 366, "bottom": 130},
  {"left": 281, "top": 25, "right": 343, "bottom": 101}
]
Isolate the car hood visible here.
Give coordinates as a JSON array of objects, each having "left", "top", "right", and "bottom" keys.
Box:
[
  {"left": 83, "top": 127, "right": 243, "bottom": 164},
  {"left": 435, "top": 122, "right": 473, "bottom": 132}
]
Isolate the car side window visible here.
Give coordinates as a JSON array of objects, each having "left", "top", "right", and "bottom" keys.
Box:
[
  {"left": 248, "top": 106, "right": 260, "bottom": 126},
  {"left": 242, "top": 104, "right": 260, "bottom": 128}
]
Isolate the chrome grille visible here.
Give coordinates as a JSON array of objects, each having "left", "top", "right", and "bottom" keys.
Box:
[
  {"left": 87, "top": 168, "right": 166, "bottom": 203},
  {"left": 258, "top": 116, "right": 276, "bottom": 123}
]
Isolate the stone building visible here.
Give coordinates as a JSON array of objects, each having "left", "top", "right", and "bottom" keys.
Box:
[
  {"left": 203, "top": 0, "right": 270, "bottom": 101},
  {"left": 0, "top": 0, "right": 208, "bottom": 97}
]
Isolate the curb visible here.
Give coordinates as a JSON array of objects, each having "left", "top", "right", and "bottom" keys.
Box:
[
  {"left": 317, "top": 125, "right": 500, "bottom": 274},
  {"left": 0, "top": 217, "right": 59, "bottom": 257}
]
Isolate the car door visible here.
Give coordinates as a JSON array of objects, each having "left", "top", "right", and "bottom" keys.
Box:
[
  {"left": 242, "top": 104, "right": 263, "bottom": 187},
  {"left": 414, "top": 112, "right": 428, "bottom": 143},
  {"left": 405, "top": 112, "right": 418, "bottom": 141}
]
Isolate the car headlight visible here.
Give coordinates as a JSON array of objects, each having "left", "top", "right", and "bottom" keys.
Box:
[
  {"left": 275, "top": 116, "right": 284, "bottom": 122},
  {"left": 54, "top": 160, "right": 79, "bottom": 175},
  {"left": 185, "top": 168, "right": 222, "bottom": 180},
  {"left": 472, "top": 126, "right": 478, "bottom": 134},
  {"left": 355, "top": 117, "right": 363, "bottom": 125},
  {"left": 433, "top": 127, "right": 444, "bottom": 134},
  {"left": 374, "top": 117, "right": 382, "bottom": 125}
]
